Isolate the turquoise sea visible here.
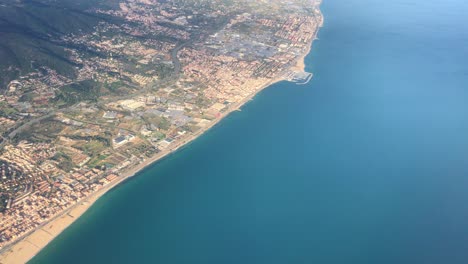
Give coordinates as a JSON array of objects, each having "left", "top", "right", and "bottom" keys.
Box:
[{"left": 30, "top": 0, "right": 468, "bottom": 263}]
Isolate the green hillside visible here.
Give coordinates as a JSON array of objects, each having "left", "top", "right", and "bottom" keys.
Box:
[{"left": 0, "top": 0, "right": 120, "bottom": 89}]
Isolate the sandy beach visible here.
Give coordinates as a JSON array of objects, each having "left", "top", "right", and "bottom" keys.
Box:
[
  {"left": 0, "top": 75, "right": 286, "bottom": 264},
  {"left": 0, "top": 11, "right": 323, "bottom": 264}
]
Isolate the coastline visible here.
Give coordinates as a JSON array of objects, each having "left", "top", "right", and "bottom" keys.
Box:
[
  {"left": 0, "top": 10, "right": 323, "bottom": 264},
  {"left": 0, "top": 75, "right": 289, "bottom": 264}
]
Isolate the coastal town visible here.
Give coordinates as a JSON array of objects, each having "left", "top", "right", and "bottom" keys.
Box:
[{"left": 0, "top": 0, "right": 322, "bottom": 259}]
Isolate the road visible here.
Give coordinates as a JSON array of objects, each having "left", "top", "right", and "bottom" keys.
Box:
[{"left": 0, "top": 112, "right": 57, "bottom": 151}]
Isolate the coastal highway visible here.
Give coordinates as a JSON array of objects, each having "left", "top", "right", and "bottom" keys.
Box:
[{"left": 0, "top": 112, "right": 56, "bottom": 151}]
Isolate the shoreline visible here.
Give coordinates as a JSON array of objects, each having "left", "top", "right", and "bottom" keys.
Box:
[
  {"left": 0, "top": 9, "right": 323, "bottom": 264},
  {"left": 0, "top": 74, "right": 289, "bottom": 264}
]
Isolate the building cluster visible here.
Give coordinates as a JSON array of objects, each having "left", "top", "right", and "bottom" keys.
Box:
[
  {"left": 179, "top": 13, "right": 322, "bottom": 104},
  {"left": 0, "top": 0, "right": 322, "bottom": 251}
]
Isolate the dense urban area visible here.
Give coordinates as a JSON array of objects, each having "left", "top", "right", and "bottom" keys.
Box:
[{"left": 0, "top": 0, "right": 322, "bottom": 250}]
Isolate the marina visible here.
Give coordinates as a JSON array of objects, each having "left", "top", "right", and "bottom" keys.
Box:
[{"left": 285, "top": 70, "right": 313, "bottom": 85}]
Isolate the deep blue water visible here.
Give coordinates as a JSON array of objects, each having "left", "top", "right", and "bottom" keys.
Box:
[{"left": 30, "top": 0, "right": 468, "bottom": 263}]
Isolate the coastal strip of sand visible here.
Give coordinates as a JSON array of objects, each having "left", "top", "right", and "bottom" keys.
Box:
[
  {"left": 0, "top": 11, "right": 323, "bottom": 264},
  {"left": 0, "top": 73, "right": 287, "bottom": 264}
]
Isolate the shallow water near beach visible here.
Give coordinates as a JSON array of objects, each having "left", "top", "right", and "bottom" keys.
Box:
[{"left": 30, "top": 0, "right": 468, "bottom": 263}]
